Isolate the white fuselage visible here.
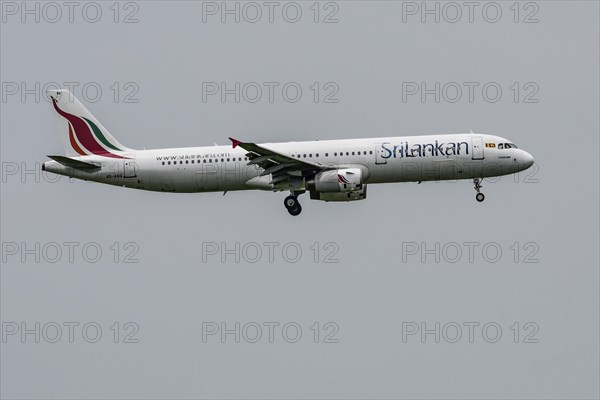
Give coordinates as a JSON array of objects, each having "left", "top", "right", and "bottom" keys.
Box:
[{"left": 43, "top": 133, "right": 534, "bottom": 193}]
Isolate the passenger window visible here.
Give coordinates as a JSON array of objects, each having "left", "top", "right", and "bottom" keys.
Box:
[
  {"left": 325, "top": 153, "right": 328, "bottom": 157},
  {"left": 162, "top": 162, "right": 165, "bottom": 165}
]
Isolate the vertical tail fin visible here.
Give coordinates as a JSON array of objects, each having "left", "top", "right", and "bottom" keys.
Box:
[{"left": 48, "top": 89, "right": 133, "bottom": 158}]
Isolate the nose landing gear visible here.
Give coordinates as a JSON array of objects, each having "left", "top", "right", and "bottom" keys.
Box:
[
  {"left": 284, "top": 192, "right": 303, "bottom": 216},
  {"left": 473, "top": 178, "right": 485, "bottom": 202}
]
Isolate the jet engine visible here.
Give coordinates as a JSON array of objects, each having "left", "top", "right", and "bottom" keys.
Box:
[{"left": 308, "top": 168, "right": 367, "bottom": 202}]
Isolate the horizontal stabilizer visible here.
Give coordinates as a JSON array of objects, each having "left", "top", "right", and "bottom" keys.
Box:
[{"left": 47, "top": 155, "right": 100, "bottom": 170}]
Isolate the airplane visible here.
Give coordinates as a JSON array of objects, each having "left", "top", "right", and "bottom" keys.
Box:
[{"left": 43, "top": 89, "right": 534, "bottom": 216}]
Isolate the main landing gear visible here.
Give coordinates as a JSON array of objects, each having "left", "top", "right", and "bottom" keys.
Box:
[
  {"left": 284, "top": 192, "right": 303, "bottom": 216},
  {"left": 473, "top": 178, "right": 485, "bottom": 202}
]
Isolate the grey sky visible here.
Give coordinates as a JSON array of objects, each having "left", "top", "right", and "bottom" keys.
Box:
[{"left": 1, "top": 1, "right": 599, "bottom": 399}]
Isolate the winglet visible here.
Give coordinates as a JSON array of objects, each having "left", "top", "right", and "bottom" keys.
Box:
[{"left": 229, "top": 137, "right": 242, "bottom": 149}]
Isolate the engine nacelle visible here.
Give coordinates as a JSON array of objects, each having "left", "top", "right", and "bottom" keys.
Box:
[
  {"left": 310, "top": 185, "right": 367, "bottom": 202},
  {"left": 308, "top": 168, "right": 363, "bottom": 193}
]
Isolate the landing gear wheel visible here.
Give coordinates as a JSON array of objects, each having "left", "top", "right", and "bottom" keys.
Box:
[
  {"left": 288, "top": 204, "right": 302, "bottom": 216},
  {"left": 284, "top": 191, "right": 304, "bottom": 215},
  {"left": 473, "top": 178, "right": 485, "bottom": 202},
  {"left": 284, "top": 195, "right": 298, "bottom": 210}
]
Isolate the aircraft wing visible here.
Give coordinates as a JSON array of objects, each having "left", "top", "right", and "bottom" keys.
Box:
[{"left": 229, "top": 137, "right": 329, "bottom": 185}]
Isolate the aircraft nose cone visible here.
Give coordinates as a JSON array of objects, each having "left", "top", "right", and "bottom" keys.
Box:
[{"left": 522, "top": 151, "right": 535, "bottom": 169}]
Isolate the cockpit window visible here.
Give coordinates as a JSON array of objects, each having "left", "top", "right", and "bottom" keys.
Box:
[{"left": 498, "top": 143, "right": 504, "bottom": 149}]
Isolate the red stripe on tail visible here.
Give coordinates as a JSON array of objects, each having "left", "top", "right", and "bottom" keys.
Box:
[{"left": 52, "top": 97, "right": 126, "bottom": 159}]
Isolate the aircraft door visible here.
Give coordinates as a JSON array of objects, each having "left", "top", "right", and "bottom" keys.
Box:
[
  {"left": 124, "top": 160, "right": 137, "bottom": 178},
  {"left": 471, "top": 136, "right": 484, "bottom": 160}
]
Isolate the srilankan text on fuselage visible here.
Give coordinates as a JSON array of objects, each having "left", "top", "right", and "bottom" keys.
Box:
[{"left": 380, "top": 140, "right": 469, "bottom": 159}]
